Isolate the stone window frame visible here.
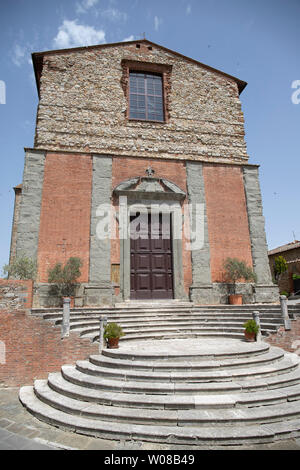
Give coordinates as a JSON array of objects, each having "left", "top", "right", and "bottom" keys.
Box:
[{"left": 121, "top": 59, "right": 172, "bottom": 124}]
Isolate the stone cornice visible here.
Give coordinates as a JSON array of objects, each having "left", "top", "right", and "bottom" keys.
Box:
[{"left": 24, "top": 148, "right": 259, "bottom": 168}]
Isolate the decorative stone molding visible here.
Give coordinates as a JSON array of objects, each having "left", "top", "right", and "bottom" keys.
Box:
[
  {"left": 113, "top": 176, "right": 186, "bottom": 201},
  {"left": 113, "top": 176, "right": 187, "bottom": 302}
]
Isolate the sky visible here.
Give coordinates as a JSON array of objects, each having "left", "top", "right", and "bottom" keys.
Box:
[{"left": 0, "top": 0, "right": 299, "bottom": 273}]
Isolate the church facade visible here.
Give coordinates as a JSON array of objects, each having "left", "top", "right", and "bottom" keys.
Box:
[{"left": 10, "top": 39, "right": 278, "bottom": 307}]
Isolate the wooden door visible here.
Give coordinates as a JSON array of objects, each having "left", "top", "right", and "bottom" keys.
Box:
[{"left": 130, "top": 212, "right": 173, "bottom": 300}]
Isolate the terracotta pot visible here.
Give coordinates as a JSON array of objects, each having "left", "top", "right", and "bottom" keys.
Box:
[
  {"left": 229, "top": 294, "right": 243, "bottom": 305},
  {"left": 244, "top": 330, "right": 256, "bottom": 342},
  {"left": 107, "top": 337, "right": 119, "bottom": 349}
]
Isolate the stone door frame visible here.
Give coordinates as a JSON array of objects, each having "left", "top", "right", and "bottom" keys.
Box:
[{"left": 119, "top": 198, "right": 187, "bottom": 302}]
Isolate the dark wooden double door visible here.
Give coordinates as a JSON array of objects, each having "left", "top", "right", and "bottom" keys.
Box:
[{"left": 130, "top": 212, "right": 174, "bottom": 300}]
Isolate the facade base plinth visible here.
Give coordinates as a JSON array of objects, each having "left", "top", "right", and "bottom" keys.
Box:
[
  {"left": 83, "top": 284, "right": 114, "bottom": 307},
  {"left": 254, "top": 284, "right": 280, "bottom": 303},
  {"left": 190, "top": 283, "right": 279, "bottom": 305},
  {"left": 33, "top": 282, "right": 114, "bottom": 308},
  {"left": 190, "top": 284, "right": 215, "bottom": 305}
]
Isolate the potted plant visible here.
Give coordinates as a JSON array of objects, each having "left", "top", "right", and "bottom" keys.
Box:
[
  {"left": 103, "top": 322, "right": 124, "bottom": 349},
  {"left": 223, "top": 258, "right": 257, "bottom": 305},
  {"left": 48, "top": 257, "right": 82, "bottom": 308},
  {"left": 243, "top": 319, "right": 259, "bottom": 342}
]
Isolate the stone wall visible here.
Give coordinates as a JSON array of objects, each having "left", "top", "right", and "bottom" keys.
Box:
[
  {"left": 0, "top": 279, "right": 33, "bottom": 311},
  {"left": 35, "top": 41, "right": 248, "bottom": 165}
]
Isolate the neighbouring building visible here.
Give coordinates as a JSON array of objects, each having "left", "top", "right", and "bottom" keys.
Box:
[
  {"left": 268, "top": 241, "right": 300, "bottom": 295},
  {"left": 9, "top": 39, "right": 279, "bottom": 307}
]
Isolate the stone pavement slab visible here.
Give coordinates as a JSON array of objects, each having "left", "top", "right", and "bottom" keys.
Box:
[{"left": 0, "top": 426, "right": 57, "bottom": 450}]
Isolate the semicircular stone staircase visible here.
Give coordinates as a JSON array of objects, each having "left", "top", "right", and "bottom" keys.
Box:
[{"left": 19, "top": 300, "right": 300, "bottom": 447}]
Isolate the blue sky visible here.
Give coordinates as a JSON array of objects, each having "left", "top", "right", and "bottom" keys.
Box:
[{"left": 0, "top": 0, "right": 299, "bottom": 272}]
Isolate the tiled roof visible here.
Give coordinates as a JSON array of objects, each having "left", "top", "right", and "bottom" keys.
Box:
[{"left": 268, "top": 241, "right": 300, "bottom": 256}]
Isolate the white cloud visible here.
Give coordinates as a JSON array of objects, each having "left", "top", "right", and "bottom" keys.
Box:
[
  {"left": 101, "top": 8, "right": 128, "bottom": 22},
  {"left": 53, "top": 20, "right": 106, "bottom": 49},
  {"left": 11, "top": 43, "right": 34, "bottom": 68},
  {"left": 76, "top": 0, "right": 99, "bottom": 14},
  {"left": 154, "top": 16, "right": 163, "bottom": 31},
  {"left": 12, "top": 44, "right": 27, "bottom": 67},
  {"left": 186, "top": 4, "right": 192, "bottom": 15},
  {"left": 75, "top": 0, "right": 128, "bottom": 23},
  {"left": 122, "top": 35, "right": 135, "bottom": 42}
]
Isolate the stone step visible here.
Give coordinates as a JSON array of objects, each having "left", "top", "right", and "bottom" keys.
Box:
[
  {"left": 115, "top": 301, "right": 194, "bottom": 308},
  {"left": 61, "top": 358, "right": 299, "bottom": 393},
  {"left": 75, "top": 349, "right": 286, "bottom": 381},
  {"left": 37, "top": 309, "right": 297, "bottom": 323},
  {"left": 81, "top": 330, "right": 248, "bottom": 342},
  {"left": 84, "top": 331, "right": 281, "bottom": 344},
  {"left": 19, "top": 386, "right": 300, "bottom": 445},
  {"left": 84, "top": 312, "right": 285, "bottom": 319},
  {"left": 46, "top": 369, "right": 300, "bottom": 408},
  {"left": 79, "top": 324, "right": 247, "bottom": 334},
  {"left": 92, "top": 307, "right": 288, "bottom": 313},
  {"left": 33, "top": 380, "right": 300, "bottom": 426},
  {"left": 32, "top": 303, "right": 300, "bottom": 314},
  {"left": 102, "top": 339, "right": 270, "bottom": 361},
  {"left": 39, "top": 309, "right": 294, "bottom": 343},
  {"left": 45, "top": 309, "right": 287, "bottom": 318},
  {"left": 52, "top": 313, "right": 283, "bottom": 343},
  {"left": 47, "top": 371, "right": 242, "bottom": 407},
  {"left": 88, "top": 347, "right": 285, "bottom": 372},
  {"left": 75, "top": 323, "right": 278, "bottom": 337},
  {"left": 67, "top": 319, "right": 282, "bottom": 330},
  {"left": 47, "top": 316, "right": 286, "bottom": 329}
]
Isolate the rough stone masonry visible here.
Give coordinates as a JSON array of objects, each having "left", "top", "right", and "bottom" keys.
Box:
[{"left": 10, "top": 39, "right": 279, "bottom": 306}]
